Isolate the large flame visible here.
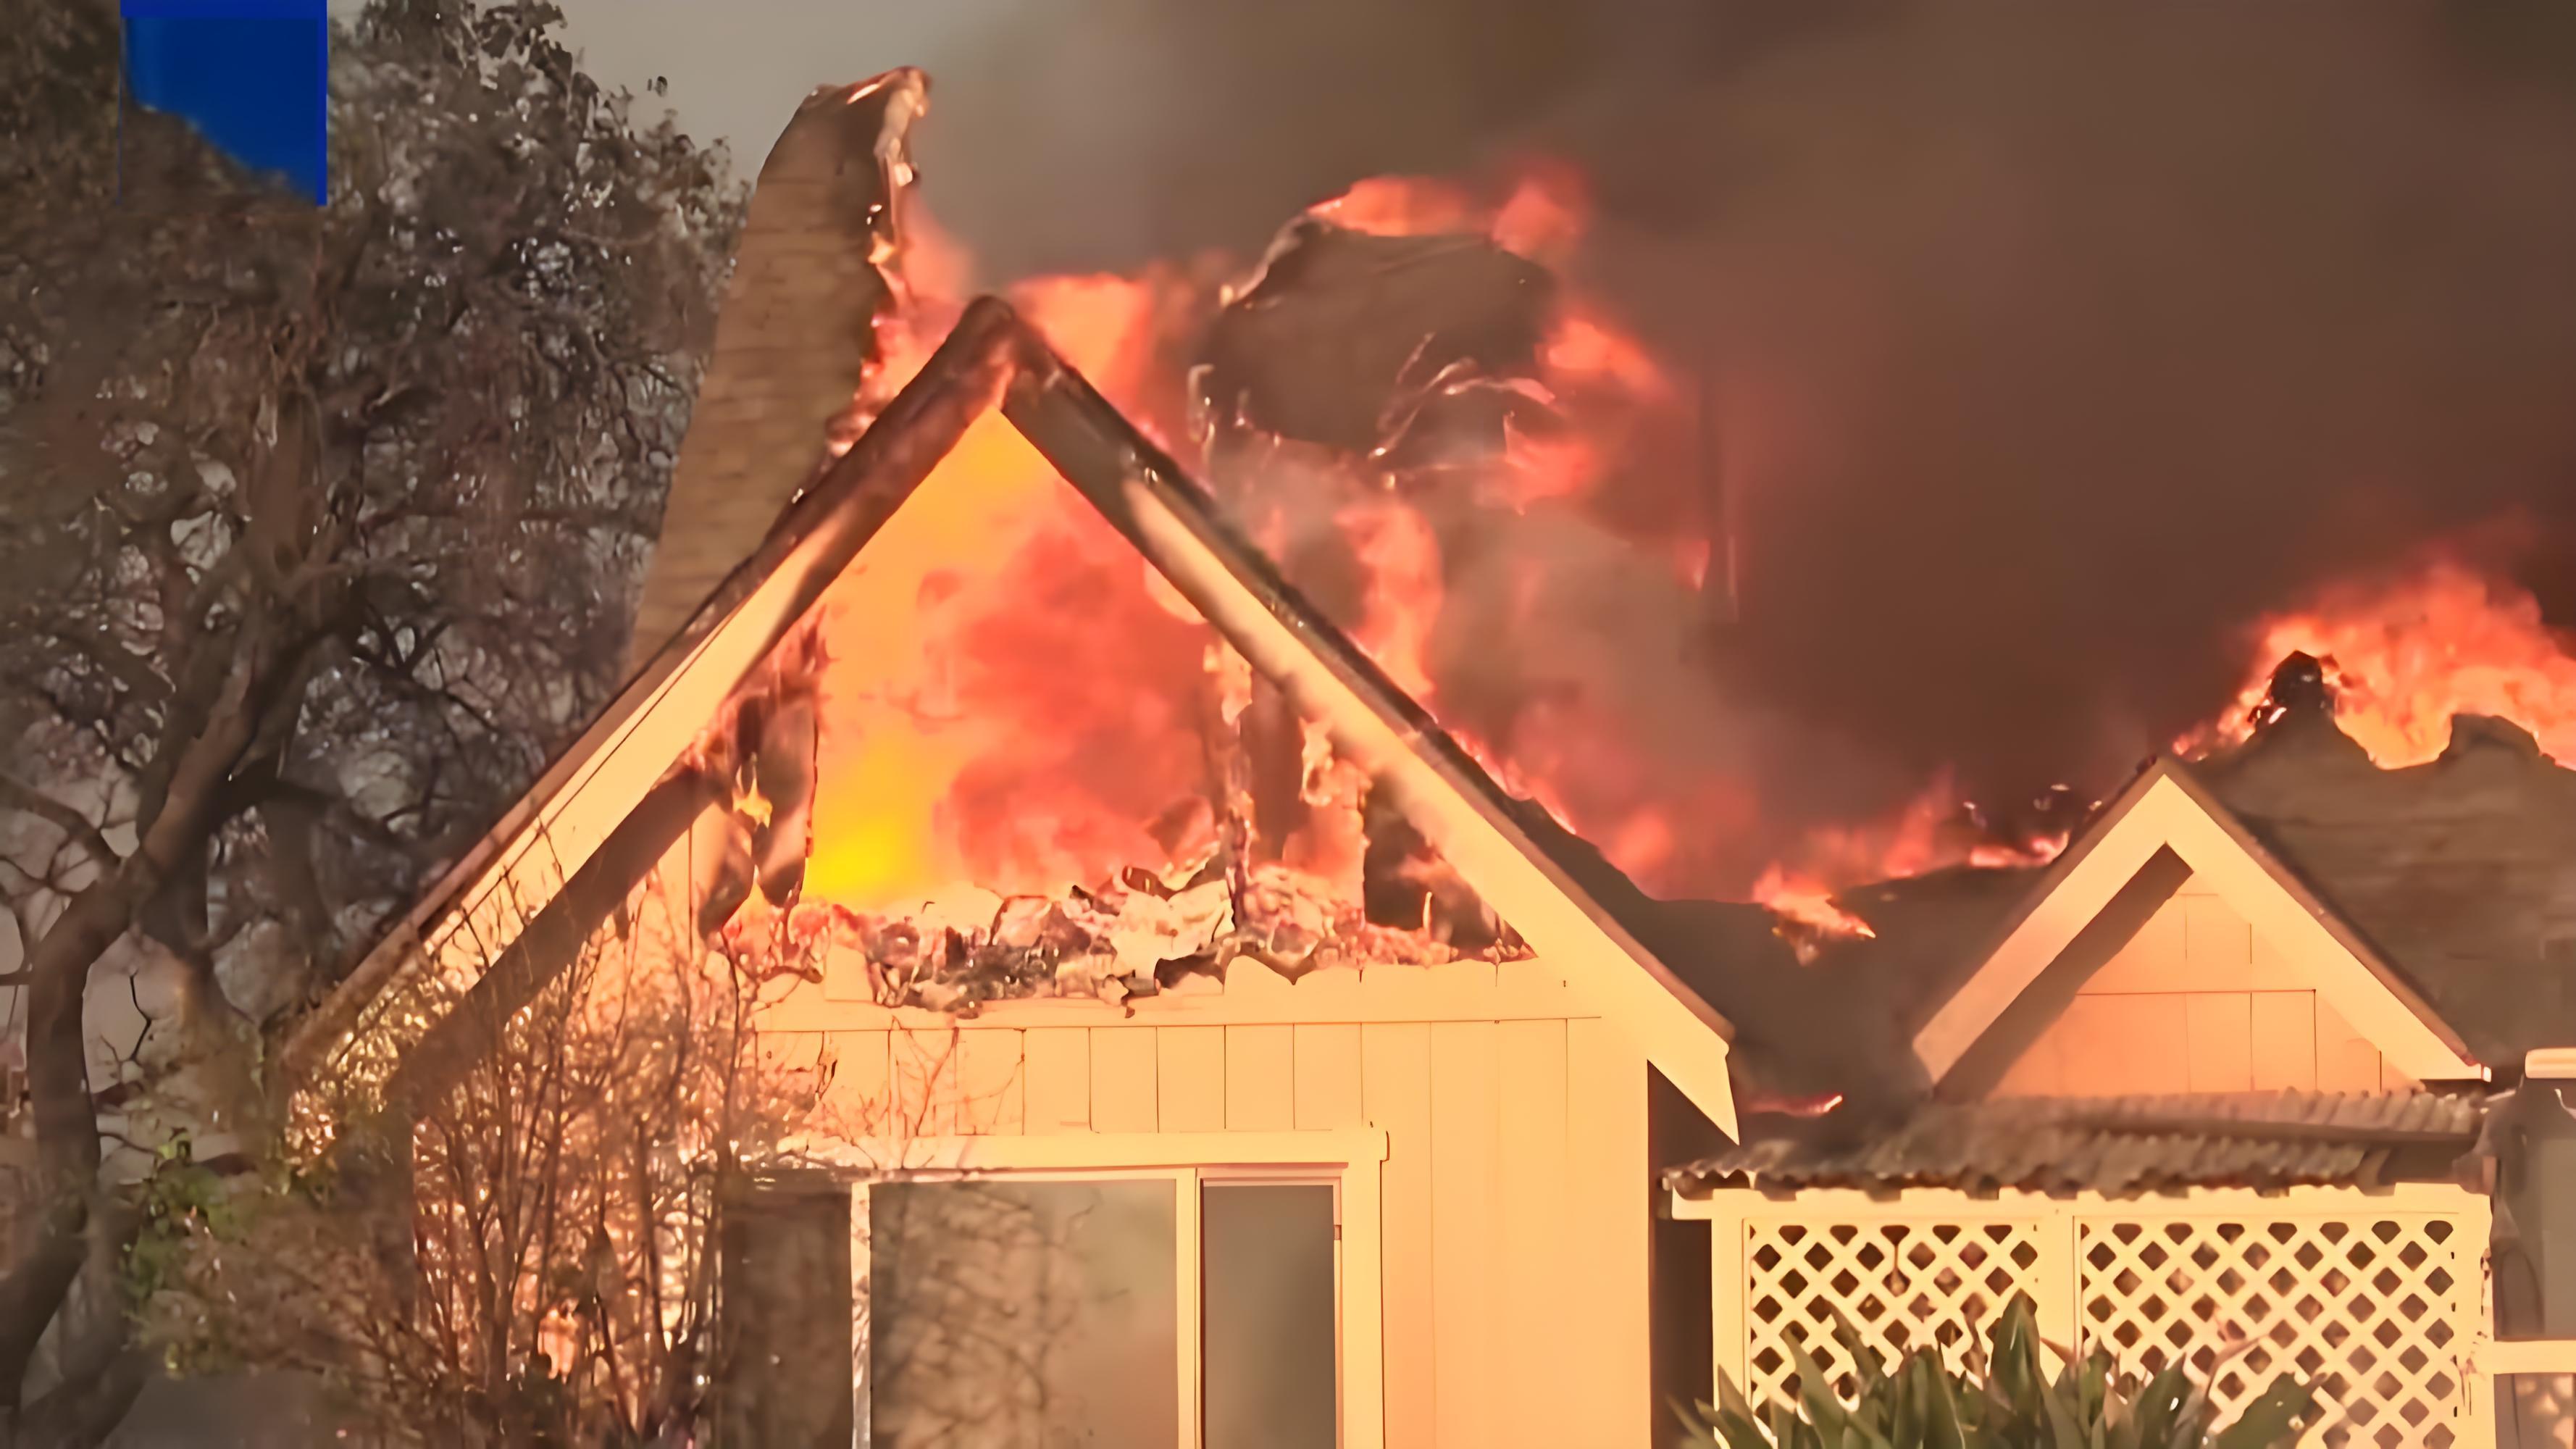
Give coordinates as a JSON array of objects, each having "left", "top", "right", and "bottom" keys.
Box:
[
  {"left": 799, "top": 170, "right": 1717, "bottom": 917},
  {"left": 793, "top": 163, "right": 2575, "bottom": 947},
  {"left": 2192, "top": 554, "right": 2576, "bottom": 767}
]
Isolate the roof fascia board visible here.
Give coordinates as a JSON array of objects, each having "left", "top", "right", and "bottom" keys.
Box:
[{"left": 1913, "top": 761, "right": 2480, "bottom": 1088}]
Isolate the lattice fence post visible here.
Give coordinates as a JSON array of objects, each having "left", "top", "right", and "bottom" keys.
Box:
[
  {"left": 1705, "top": 1195, "right": 1751, "bottom": 1401},
  {"left": 2035, "top": 1202, "right": 2079, "bottom": 1362}
]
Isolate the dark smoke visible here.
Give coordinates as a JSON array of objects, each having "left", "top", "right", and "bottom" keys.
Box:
[{"left": 907, "top": 0, "right": 2576, "bottom": 881}]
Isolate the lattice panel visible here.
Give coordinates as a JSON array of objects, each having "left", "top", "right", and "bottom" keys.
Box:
[
  {"left": 2077, "top": 1215, "right": 2475, "bottom": 1449},
  {"left": 1743, "top": 1219, "right": 2044, "bottom": 1408}
]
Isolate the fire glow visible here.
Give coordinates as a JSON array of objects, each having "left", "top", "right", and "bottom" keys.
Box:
[
  {"left": 2194, "top": 556, "right": 2576, "bottom": 769},
  {"left": 787, "top": 161, "right": 2576, "bottom": 959}
]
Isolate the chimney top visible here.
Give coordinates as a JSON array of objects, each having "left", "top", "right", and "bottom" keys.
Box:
[{"left": 2249, "top": 651, "right": 2335, "bottom": 733}]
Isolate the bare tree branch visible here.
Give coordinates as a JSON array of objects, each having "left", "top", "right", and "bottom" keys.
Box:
[{"left": 0, "top": 773, "right": 118, "bottom": 876}]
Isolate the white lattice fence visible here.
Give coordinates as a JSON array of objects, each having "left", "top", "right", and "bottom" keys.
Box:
[
  {"left": 1693, "top": 1187, "right": 2494, "bottom": 1448},
  {"left": 1741, "top": 1218, "right": 2044, "bottom": 1406},
  {"left": 2078, "top": 1214, "right": 2478, "bottom": 1448}
]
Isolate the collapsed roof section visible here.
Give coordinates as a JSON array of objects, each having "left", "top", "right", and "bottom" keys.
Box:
[{"left": 296, "top": 294, "right": 1745, "bottom": 1137}]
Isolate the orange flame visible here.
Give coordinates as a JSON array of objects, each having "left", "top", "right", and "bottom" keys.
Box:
[
  {"left": 792, "top": 169, "right": 1727, "bottom": 920},
  {"left": 2190, "top": 555, "right": 2576, "bottom": 767},
  {"left": 1750, "top": 865, "right": 1875, "bottom": 943}
]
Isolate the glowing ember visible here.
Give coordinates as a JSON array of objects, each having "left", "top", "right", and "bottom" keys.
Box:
[
  {"left": 1751, "top": 865, "right": 1875, "bottom": 952},
  {"left": 2190, "top": 555, "right": 2576, "bottom": 767}
]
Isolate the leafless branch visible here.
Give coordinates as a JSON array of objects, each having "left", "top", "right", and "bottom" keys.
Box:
[{"left": 0, "top": 772, "right": 117, "bottom": 875}]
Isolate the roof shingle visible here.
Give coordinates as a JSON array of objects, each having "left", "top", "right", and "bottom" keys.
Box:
[{"left": 1665, "top": 1090, "right": 2488, "bottom": 1197}]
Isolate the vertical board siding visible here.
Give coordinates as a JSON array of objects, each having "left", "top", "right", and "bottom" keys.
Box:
[
  {"left": 954, "top": 1029, "right": 1024, "bottom": 1135},
  {"left": 1429, "top": 1022, "right": 1501, "bottom": 1447},
  {"left": 1020, "top": 1027, "right": 1090, "bottom": 1135},
  {"left": 774, "top": 998, "right": 1621, "bottom": 1449},
  {"left": 2183, "top": 993, "right": 2254, "bottom": 1093},
  {"left": 1496, "top": 1019, "right": 1572, "bottom": 1448},
  {"left": 2314, "top": 997, "right": 2385, "bottom": 1093},
  {"left": 1089, "top": 1026, "right": 1158, "bottom": 1133},
  {"left": 889, "top": 1026, "right": 963, "bottom": 1137},
  {"left": 1293, "top": 1024, "right": 1366, "bottom": 1130},
  {"left": 1363, "top": 1022, "right": 1437, "bottom": 1448},
  {"left": 1224, "top": 1024, "right": 1296, "bottom": 1132},
  {"left": 2249, "top": 991, "right": 2318, "bottom": 1091},
  {"left": 821, "top": 1029, "right": 892, "bottom": 1137},
  {"left": 1158, "top": 1026, "right": 1228, "bottom": 1132},
  {"left": 1568, "top": 1019, "right": 1652, "bottom": 1445}
]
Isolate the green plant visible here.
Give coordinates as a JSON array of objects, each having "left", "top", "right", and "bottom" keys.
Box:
[{"left": 1679, "top": 1295, "right": 2315, "bottom": 1449}]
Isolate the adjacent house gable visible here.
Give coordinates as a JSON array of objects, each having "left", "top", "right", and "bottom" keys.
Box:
[
  {"left": 293, "top": 296, "right": 1745, "bottom": 1137},
  {"left": 1913, "top": 756, "right": 2483, "bottom": 1098}
]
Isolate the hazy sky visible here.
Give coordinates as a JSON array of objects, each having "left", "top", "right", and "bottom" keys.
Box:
[{"left": 547, "top": 0, "right": 1017, "bottom": 166}]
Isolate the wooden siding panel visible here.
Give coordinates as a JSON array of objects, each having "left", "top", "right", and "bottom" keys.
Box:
[
  {"left": 2051, "top": 995, "right": 2190, "bottom": 1096},
  {"left": 1495, "top": 1019, "right": 1571, "bottom": 1448},
  {"left": 1089, "top": 1027, "right": 1158, "bottom": 1133},
  {"left": 1224, "top": 1024, "right": 1295, "bottom": 1132},
  {"left": 1363, "top": 1023, "right": 1437, "bottom": 1449},
  {"left": 820, "top": 1029, "right": 890, "bottom": 1137},
  {"left": 2183, "top": 892, "right": 2255, "bottom": 972},
  {"left": 953, "top": 1029, "right": 1024, "bottom": 1135},
  {"left": 1429, "top": 1021, "right": 1500, "bottom": 1448},
  {"left": 2184, "top": 993, "right": 2254, "bottom": 1093},
  {"left": 890, "top": 1026, "right": 965, "bottom": 1137},
  {"left": 1021, "top": 1027, "right": 1089, "bottom": 1135},
  {"left": 2315, "top": 997, "right": 2385, "bottom": 1093},
  {"left": 2081, "top": 896, "right": 2188, "bottom": 993},
  {"left": 1989, "top": 1024, "right": 2065, "bottom": 1098},
  {"left": 1566, "top": 1018, "right": 1651, "bottom": 1445},
  {"left": 1158, "top": 1026, "right": 1227, "bottom": 1133},
  {"left": 2249, "top": 992, "right": 2319, "bottom": 1092},
  {"left": 1293, "top": 1024, "right": 1365, "bottom": 1130}
]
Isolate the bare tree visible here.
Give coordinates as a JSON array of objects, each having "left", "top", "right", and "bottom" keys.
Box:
[
  {"left": 138, "top": 827, "right": 830, "bottom": 1447},
  {"left": 0, "top": 0, "right": 740, "bottom": 1437}
]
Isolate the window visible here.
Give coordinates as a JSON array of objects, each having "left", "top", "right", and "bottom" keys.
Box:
[{"left": 858, "top": 1169, "right": 1347, "bottom": 1448}]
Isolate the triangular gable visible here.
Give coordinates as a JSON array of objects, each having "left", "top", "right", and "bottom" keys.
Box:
[
  {"left": 1912, "top": 756, "right": 2481, "bottom": 1092},
  {"left": 292, "top": 297, "right": 1741, "bottom": 1137}
]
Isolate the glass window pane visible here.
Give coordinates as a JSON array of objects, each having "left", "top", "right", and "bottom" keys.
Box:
[
  {"left": 869, "top": 1178, "right": 1179, "bottom": 1448},
  {"left": 1202, "top": 1182, "right": 1338, "bottom": 1449}
]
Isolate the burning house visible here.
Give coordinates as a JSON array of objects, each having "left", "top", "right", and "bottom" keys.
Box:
[{"left": 298, "top": 71, "right": 2576, "bottom": 1449}]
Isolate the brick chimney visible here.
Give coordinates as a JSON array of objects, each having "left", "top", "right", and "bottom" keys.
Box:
[{"left": 624, "top": 77, "right": 919, "bottom": 671}]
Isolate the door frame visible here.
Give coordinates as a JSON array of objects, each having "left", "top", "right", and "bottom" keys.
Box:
[{"left": 800, "top": 1129, "right": 1388, "bottom": 1449}]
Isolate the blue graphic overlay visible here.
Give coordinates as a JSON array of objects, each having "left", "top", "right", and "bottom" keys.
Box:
[{"left": 122, "top": 0, "right": 329, "bottom": 204}]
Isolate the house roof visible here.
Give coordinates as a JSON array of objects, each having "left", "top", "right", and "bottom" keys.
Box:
[
  {"left": 1912, "top": 750, "right": 2483, "bottom": 1090},
  {"left": 1655, "top": 695, "right": 2576, "bottom": 1161},
  {"left": 1666, "top": 1088, "right": 2488, "bottom": 1197},
  {"left": 2196, "top": 708, "right": 2576, "bottom": 1066},
  {"left": 294, "top": 294, "right": 1747, "bottom": 1136}
]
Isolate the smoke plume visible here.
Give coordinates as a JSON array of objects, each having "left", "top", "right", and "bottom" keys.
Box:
[{"left": 905, "top": 0, "right": 2576, "bottom": 882}]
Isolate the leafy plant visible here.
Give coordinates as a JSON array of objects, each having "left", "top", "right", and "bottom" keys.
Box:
[{"left": 1679, "top": 1295, "right": 2316, "bottom": 1449}]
